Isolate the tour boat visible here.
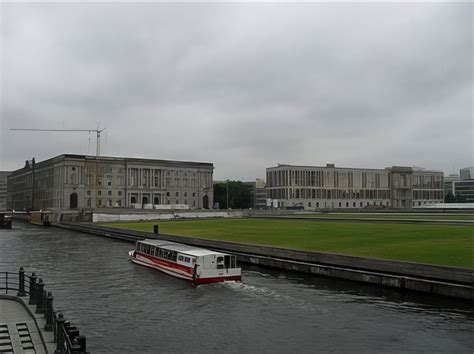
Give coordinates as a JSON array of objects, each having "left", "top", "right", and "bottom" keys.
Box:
[{"left": 128, "top": 239, "right": 242, "bottom": 284}]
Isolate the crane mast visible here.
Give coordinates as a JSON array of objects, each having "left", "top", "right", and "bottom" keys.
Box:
[{"left": 10, "top": 128, "right": 105, "bottom": 156}]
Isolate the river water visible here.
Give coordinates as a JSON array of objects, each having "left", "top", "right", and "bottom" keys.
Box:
[{"left": 0, "top": 223, "right": 472, "bottom": 353}]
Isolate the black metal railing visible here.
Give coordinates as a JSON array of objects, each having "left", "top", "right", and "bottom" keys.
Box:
[{"left": 0, "top": 268, "right": 88, "bottom": 353}]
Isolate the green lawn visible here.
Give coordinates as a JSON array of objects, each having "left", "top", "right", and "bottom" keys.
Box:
[
  {"left": 106, "top": 219, "right": 473, "bottom": 269},
  {"left": 282, "top": 213, "right": 473, "bottom": 221}
]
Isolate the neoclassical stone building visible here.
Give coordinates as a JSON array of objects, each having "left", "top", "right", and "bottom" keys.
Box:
[
  {"left": 7, "top": 154, "right": 214, "bottom": 210},
  {"left": 266, "top": 163, "right": 443, "bottom": 210}
]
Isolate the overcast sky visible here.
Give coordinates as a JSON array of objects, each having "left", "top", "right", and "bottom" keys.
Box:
[{"left": 1, "top": 2, "right": 472, "bottom": 180}]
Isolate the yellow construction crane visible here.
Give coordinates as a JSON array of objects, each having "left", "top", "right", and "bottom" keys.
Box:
[{"left": 10, "top": 127, "right": 106, "bottom": 156}]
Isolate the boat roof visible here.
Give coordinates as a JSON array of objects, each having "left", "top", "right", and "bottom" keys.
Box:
[{"left": 138, "top": 239, "right": 226, "bottom": 257}]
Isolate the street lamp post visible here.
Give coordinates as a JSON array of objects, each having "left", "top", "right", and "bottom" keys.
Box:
[{"left": 226, "top": 180, "right": 229, "bottom": 209}]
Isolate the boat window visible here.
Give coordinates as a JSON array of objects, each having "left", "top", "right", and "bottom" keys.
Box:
[
  {"left": 178, "top": 255, "right": 184, "bottom": 262},
  {"left": 217, "top": 256, "right": 224, "bottom": 263},
  {"left": 184, "top": 257, "right": 190, "bottom": 263},
  {"left": 231, "top": 256, "right": 236, "bottom": 268},
  {"left": 159, "top": 249, "right": 166, "bottom": 258},
  {"left": 172, "top": 251, "right": 177, "bottom": 262},
  {"left": 154, "top": 248, "right": 159, "bottom": 257}
]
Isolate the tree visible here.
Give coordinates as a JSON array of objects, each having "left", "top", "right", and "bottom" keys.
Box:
[
  {"left": 444, "top": 192, "right": 455, "bottom": 203},
  {"left": 213, "top": 181, "right": 252, "bottom": 209},
  {"left": 454, "top": 193, "right": 467, "bottom": 203}
]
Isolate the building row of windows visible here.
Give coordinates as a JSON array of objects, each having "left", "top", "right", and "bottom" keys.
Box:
[
  {"left": 291, "top": 200, "right": 442, "bottom": 208},
  {"left": 128, "top": 194, "right": 197, "bottom": 207},
  {"left": 268, "top": 188, "right": 391, "bottom": 200},
  {"left": 294, "top": 201, "right": 390, "bottom": 208},
  {"left": 412, "top": 190, "right": 444, "bottom": 200},
  {"left": 267, "top": 169, "right": 389, "bottom": 189},
  {"left": 87, "top": 190, "right": 123, "bottom": 197},
  {"left": 88, "top": 199, "right": 122, "bottom": 207},
  {"left": 412, "top": 174, "right": 443, "bottom": 189},
  {"left": 85, "top": 166, "right": 123, "bottom": 174}
]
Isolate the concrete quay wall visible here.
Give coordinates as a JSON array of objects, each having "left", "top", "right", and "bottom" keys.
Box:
[{"left": 54, "top": 222, "right": 473, "bottom": 300}]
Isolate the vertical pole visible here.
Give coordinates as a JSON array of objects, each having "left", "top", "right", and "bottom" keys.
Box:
[
  {"left": 96, "top": 131, "right": 100, "bottom": 156},
  {"left": 55, "top": 313, "right": 65, "bottom": 354},
  {"left": 76, "top": 336, "right": 86, "bottom": 353},
  {"left": 35, "top": 278, "right": 45, "bottom": 314},
  {"left": 17, "top": 267, "right": 26, "bottom": 297},
  {"left": 44, "top": 292, "right": 54, "bottom": 331},
  {"left": 70, "top": 338, "right": 81, "bottom": 353},
  {"left": 226, "top": 180, "right": 229, "bottom": 209},
  {"left": 29, "top": 273, "right": 37, "bottom": 305}
]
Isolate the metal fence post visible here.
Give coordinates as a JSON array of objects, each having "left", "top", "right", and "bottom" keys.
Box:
[
  {"left": 55, "top": 313, "right": 65, "bottom": 354},
  {"left": 17, "top": 267, "right": 26, "bottom": 297},
  {"left": 76, "top": 336, "right": 87, "bottom": 353},
  {"left": 28, "top": 273, "right": 37, "bottom": 305},
  {"left": 35, "top": 278, "right": 45, "bottom": 314},
  {"left": 69, "top": 328, "right": 80, "bottom": 340},
  {"left": 70, "top": 338, "right": 81, "bottom": 354},
  {"left": 44, "top": 292, "right": 54, "bottom": 331}
]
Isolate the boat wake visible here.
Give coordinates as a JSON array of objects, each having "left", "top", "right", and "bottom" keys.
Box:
[{"left": 206, "top": 280, "right": 328, "bottom": 314}]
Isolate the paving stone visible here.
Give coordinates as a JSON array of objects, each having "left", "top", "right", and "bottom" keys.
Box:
[
  {"left": 34, "top": 343, "right": 47, "bottom": 354},
  {"left": 29, "top": 332, "right": 42, "bottom": 346}
]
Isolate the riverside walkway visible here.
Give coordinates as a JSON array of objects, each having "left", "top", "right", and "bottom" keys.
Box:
[
  {"left": 0, "top": 296, "right": 54, "bottom": 353},
  {"left": 0, "top": 268, "right": 88, "bottom": 354}
]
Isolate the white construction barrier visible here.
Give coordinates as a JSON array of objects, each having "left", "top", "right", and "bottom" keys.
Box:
[{"left": 92, "top": 210, "right": 241, "bottom": 222}]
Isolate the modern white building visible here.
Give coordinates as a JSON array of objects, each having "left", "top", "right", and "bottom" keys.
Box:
[{"left": 266, "top": 163, "right": 443, "bottom": 210}]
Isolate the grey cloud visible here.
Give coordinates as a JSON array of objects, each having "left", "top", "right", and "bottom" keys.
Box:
[{"left": 1, "top": 2, "right": 472, "bottom": 180}]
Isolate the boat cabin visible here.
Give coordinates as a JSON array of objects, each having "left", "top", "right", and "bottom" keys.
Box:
[{"left": 131, "top": 239, "right": 241, "bottom": 284}]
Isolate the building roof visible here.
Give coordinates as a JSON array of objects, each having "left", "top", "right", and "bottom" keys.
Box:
[
  {"left": 267, "top": 164, "right": 442, "bottom": 174},
  {"left": 138, "top": 239, "right": 225, "bottom": 257},
  {"left": 9, "top": 153, "right": 213, "bottom": 174},
  {"left": 267, "top": 163, "right": 387, "bottom": 172}
]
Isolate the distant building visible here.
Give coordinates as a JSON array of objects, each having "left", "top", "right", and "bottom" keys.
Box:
[
  {"left": 266, "top": 163, "right": 443, "bottom": 210},
  {"left": 459, "top": 167, "right": 474, "bottom": 180},
  {"left": 444, "top": 174, "right": 460, "bottom": 197},
  {"left": 452, "top": 180, "right": 474, "bottom": 203},
  {"left": 0, "top": 171, "right": 11, "bottom": 211},
  {"left": 444, "top": 168, "right": 474, "bottom": 203},
  {"left": 244, "top": 179, "right": 267, "bottom": 209},
  {"left": 7, "top": 154, "right": 214, "bottom": 210}
]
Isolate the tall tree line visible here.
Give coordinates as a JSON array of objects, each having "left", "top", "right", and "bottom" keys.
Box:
[{"left": 213, "top": 181, "right": 252, "bottom": 209}]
